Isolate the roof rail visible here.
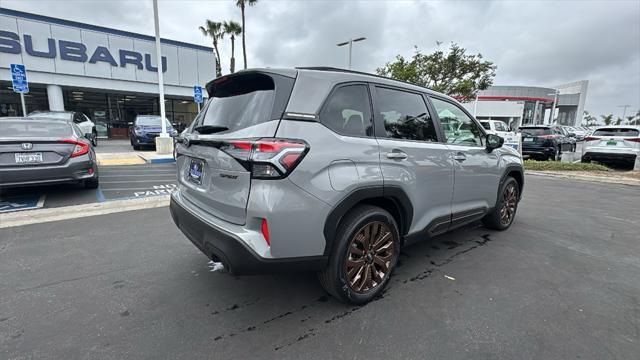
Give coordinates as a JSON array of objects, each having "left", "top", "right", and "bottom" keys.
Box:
[{"left": 295, "top": 66, "right": 434, "bottom": 94}]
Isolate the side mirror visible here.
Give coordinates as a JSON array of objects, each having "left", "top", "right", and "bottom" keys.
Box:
[{"left": 486, "top": 134, "right": 504, "bottom": 152}]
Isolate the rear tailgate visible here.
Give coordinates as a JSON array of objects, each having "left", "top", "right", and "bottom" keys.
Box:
[
  {"left": 0, "top": 138, "right": 76, "bottom": 167},
  {"left": 588, "top": 128, "right": 640, "bottom": 150},
  {"left": 177, "top": 71, "right": 295, "bottom": 225}
]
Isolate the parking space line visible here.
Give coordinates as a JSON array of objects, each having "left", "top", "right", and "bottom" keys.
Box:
[
  {"left": 100, "top": 174, "right": 178, "bottom": 178},
  {"left": 100, "top": 187, "right": 174, "bottom": 191},
  {"left": 100, "top": 179, "right": 177, "bottom": 184}
]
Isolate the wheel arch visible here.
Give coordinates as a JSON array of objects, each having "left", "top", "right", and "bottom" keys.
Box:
[
  {"left": 322, "top": 186, "right": 413, "bottom": 256},
  {"left": 501, "top": 164, "right": 524, "bottom": 201}
]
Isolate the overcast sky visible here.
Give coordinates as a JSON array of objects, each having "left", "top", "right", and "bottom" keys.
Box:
[{"left": 4, "top": 0, "right": 639, "bottom": 119}]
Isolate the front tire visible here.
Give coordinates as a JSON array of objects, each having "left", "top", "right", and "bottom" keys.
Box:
[
  {"left": 482, "top": 176, "right": 519, "bottom": 230},
  {"left": 318, "top": 205, "right": 400, "bottom": 305}
]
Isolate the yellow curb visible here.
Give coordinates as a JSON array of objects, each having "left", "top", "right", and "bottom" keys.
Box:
[{"left": 98, "top": 157, "right": 146, "bottom": 165}]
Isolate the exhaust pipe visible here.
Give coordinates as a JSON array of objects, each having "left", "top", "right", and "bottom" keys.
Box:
[{"left": 207, "top": 260, "right": 225, "bottom": 272}]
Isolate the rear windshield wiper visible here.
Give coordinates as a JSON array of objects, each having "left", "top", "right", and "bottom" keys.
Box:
[{"left": 194, "top": 125, "right": 229, "bottom": 134}]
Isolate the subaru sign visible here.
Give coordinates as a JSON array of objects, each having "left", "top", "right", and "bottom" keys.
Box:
[
  {"left": 194, "top": 86, "right": 203, "bottom": 104},
  {"left": 10, "top": 63, "right": 28, "bottom": 93}
]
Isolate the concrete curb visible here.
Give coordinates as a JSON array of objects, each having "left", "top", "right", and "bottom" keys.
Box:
[
  {"left": 0, "top": 195, "right": 170, "bottom": 229},
  {"left": 137, "top": 152, "right": 176, "bottom": 164},
  {"left": 526, "top": 171, "right": 640, "bottom": 186}
]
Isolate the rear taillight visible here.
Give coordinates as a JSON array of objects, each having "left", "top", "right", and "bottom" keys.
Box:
[
  {"left": 261, "top": 218, "right": 270, "bottom": 246},
  {"left": 539, "top": 135, "right": 559, "bottom": 139},
  {"left": 220, "top": 138, "right": 308, "bottom": 179},
  {"left": 584, "top": 136, "right": 600, "bottom": 142},
  {"left": 59, "top": 139, "right": 90, "bottom": 157},
  {"left": 626, "top": 138, "right": 640, "bottom": 143}
]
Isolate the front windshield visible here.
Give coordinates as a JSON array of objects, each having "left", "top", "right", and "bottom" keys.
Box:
[
  {"left": 28, "top": 112, "right": 72, "bottom": 121},
  {"left": 135, "top": 116, "right": 172, "bottom": 127}
]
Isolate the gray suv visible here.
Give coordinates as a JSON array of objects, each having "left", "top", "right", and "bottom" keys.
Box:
[{"left": 170, "top": 68, "right": 524, "bottom": 304}]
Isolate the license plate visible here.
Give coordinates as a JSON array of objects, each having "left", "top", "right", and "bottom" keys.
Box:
[
  {"left": 187, "top": 158, "right": 204, "bottom": 185},
  {"left": 524, "top": 138, "right": 534, "bottom": 142},
  {"left": 15, "top": 152, "right": 43, "bottom": 164},
  {"left": 606, "top": 140, "right": 617, "bottom": 146}
]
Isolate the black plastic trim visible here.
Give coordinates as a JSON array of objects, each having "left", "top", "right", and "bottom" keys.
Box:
[
  {"left": 170, "top": 197, "right": 328, "bottom": 275},
  {"left": 322, "top": 185, "right": 413, "bottom": 256}
]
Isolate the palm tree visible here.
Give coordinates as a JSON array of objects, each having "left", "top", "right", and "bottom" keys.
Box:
[
  {"left": 236, "top": 0, "right": 258, "bottom": 69},
  {"left": 600, "top": 114, "right": 613, "bottom": 126},
  {"left": 223, "top": 21, "right": 242, "bottom": 73},
  {"left": 199, "top": 20, "right": 224, "bottom": 77}
]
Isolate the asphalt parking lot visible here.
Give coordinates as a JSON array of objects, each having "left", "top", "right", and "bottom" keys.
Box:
[
  {"left": 0, "top": 163, "right": 176, "bottom": 212},
  {"left": 1, "top": 175, "right": 638, "bottom": 359}
]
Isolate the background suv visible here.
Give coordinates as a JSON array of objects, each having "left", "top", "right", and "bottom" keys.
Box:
[
  {"left": 129, "top": 115, "right": 178, "bottom": 150},
  {"left": 27, "top": 110, "right": 98, "bottom": 146},
  {"left": 170, "top": 68, "right": 524, "bottom": 304},
  {"left": 520, "top": 125, "right": 573, "bottom": 160},
  {"left": 582, "top": 126, "right": 640, "bottom": 167}
]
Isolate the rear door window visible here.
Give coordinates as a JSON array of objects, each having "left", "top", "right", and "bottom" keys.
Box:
[
  {"left": 374, "top": 87, "right": 438, "bottom": 142},
  {"left": 320, "top": 84, "right": 373, "bottom": 137},
  {"left": 593, "top": 128, "right": 639, "bottom": 137},
  {"left": 520, "top": 127, "right": 551, "bottom": 136},
  {"left": 0, "top": 120, "right": 72, "bottom": 138},
  {"left": 199, "top": 72, "right": 294, "bottom": 133}
]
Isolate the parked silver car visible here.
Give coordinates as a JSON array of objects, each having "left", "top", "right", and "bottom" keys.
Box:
[
  {"left": 582, "top": 126, "right": 640, "bottom": 167},
  {"left": 169, "top": 68, "right": 524, "bottom": 304},
  {"left": 0, "top": 117, "right": 99, "bottom": 189}
]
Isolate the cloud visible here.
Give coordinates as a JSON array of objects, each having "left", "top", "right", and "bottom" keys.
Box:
[{"left": 3, "top": 0, "right": 639, "bottom": 117}]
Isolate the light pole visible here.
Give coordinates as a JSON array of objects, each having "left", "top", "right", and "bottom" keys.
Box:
[
  {"left": 619, "top": 104, "right": 631, "bottom": 122},
  {"left": 337, "top": 37, "right": 366, "bottom": 70},
  {"left": 548, "top": 90, "right": 559, "bottom": 125},
  {"left": 152, "top": 0, "right": 173, "bottom": 155}
]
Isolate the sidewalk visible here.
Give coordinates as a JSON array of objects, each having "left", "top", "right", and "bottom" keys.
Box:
[{"left": 95, "top": 139, "right": 174, "bottom": 165}]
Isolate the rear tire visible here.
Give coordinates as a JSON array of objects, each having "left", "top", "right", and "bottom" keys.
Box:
[
  {"left": 84, "top": 177, "right": 99, "bottom": 189},
  {"left": 91, "top": 133, "right": 98, "bottom": 147},
  {"left": 482, "top": 176, "right": 519, "bottom": 231},
  {"left": 133, "top": 145, "right": 140, "bottom": 151},
  {"left": 318, "top": 205, "right": 400, "bottom": 305},
  {"left": 581, "top": 157, "right": 590, "bottom": 163}
]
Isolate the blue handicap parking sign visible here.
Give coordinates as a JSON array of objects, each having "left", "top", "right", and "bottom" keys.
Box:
[
  {"left": 0, "top": 194, "right": 44, "bottom": 213},
  {"left": 194, "top": 86, "right": 203, "bottom": 104},
  {"left": 10, "top": 64, "right": 29, "bottom": 93}
]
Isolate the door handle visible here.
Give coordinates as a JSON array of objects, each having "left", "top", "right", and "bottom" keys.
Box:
[
  {"left": 453, "top": 152, "right": 466, "bottom": 162},
  {"left": 386, "top": 151, "right": 408, "bottom": 160}
]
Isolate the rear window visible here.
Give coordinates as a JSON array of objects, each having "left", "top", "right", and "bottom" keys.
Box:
[
  {"left": 200, "top": 73, "right": 293, "bottom": 132},
  {"left": 27, "top": 112, "right": 73, "bottom": 121},
  {"left": 136, "top": 116, "right": 171, "bottom": 127},
  {"left": 520, "top": 127, "right": 551, "bottom": 136},
  {"left": 593, "top": 128, "right": 639, "bottom": 137},
  {"left": 0, "top": 120, "right": 72, "bottom": 138}
]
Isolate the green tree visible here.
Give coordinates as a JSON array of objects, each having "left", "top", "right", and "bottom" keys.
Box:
[
  {"left": 615, "top": 117, "right": 624, "bottom": 125},
  {"left": 376, "top": 43, "right": 496, "bottom": 100},
  {"left": 600, "top": 114, "right": 613, "bottom": 126},
  {"left": 223, "top": 21, "right": 242, "bottom": 73},
  {"left": 199, "top": 20, "right": 224, "bottom": 77},
  {"left": 236, "top": 0, "right": 258, "bottom": 70}
]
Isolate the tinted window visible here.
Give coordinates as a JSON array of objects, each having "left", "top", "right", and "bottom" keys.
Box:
[
  {"left": 200, "top": 73, "right": 287, "bottom": 132},
  {"left": 593, "top": 128, "right": 639, "bottom": 137},
  {"left": 480, "top": 122, "right": 491, "bottom": 130},
  {"left": 520, "top": 127, "right": 551, "bottom": 136},
  {"left": 27, "top": 112, "right": 73, "bottom": 121},
  {"left": 320, "top": 85, "right": 373, "bottom": 137},
  {"left": 0, "top": 120, "right": 72, "bottom": 138},
  {"left": 375, "top": 87, "right": 437, "bottom": 142},
  {"left": 431, "top": 97, "right": 483, "bottom": 146}
]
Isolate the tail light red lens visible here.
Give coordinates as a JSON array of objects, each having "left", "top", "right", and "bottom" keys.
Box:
[
  {"left": 626, "top": 138, "right": 640, "bottom": 143},
  {"left": 261, "top": 218, "right": 270, "bottom": 246},
  {"left": 584, "top": 136, "right": 600, "bottom": 142},
  {"left": 539, "top": 135, "right": 559, "bottom": 139},
  {"left": 221, "top": 138, "right": 308, "bottom": 179},
  {"left": 59, "top": 139, "right": 90, "bottom": 157}
]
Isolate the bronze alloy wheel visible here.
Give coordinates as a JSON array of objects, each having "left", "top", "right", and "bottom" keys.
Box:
[
  {"left": 500, "top": 183, "right": 518, "bottom": 225},
  {"left": 344, "top": 221, "right": 395, "bottom": 294}
]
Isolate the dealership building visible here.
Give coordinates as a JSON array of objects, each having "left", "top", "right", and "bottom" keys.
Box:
[
  {"left": 462, "top": 81, "right": 589, "bottom": 129},
  {"left": 0, "top": 8, "right": 215, "bottom": 138}
]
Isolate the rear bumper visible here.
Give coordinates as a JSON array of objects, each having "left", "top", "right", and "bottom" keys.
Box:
[
  {"left": 582, "top": 151, "right": 637, "bottom": 163},
  {"left": 522, "top": 145, "right": 555, "bottom": 157},
  {"left": 169, "top": 194, "right": 327, "bottom": 275},
  {"left": 0, "top": 156, "right": 97, "bottom": 188}
]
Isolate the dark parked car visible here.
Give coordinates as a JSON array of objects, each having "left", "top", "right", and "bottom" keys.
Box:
[
  {"left": 27, "top": 110, "right": 98, "bottom": 146},
  {"left": 520, "top": 125, "right": 574, "bottom": 160},
  {"left": 129, "top": 115, "right": 178, "bottom": 150},
  {"left": 0, "top": 117, "right": 99, "bottom": 189}
]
